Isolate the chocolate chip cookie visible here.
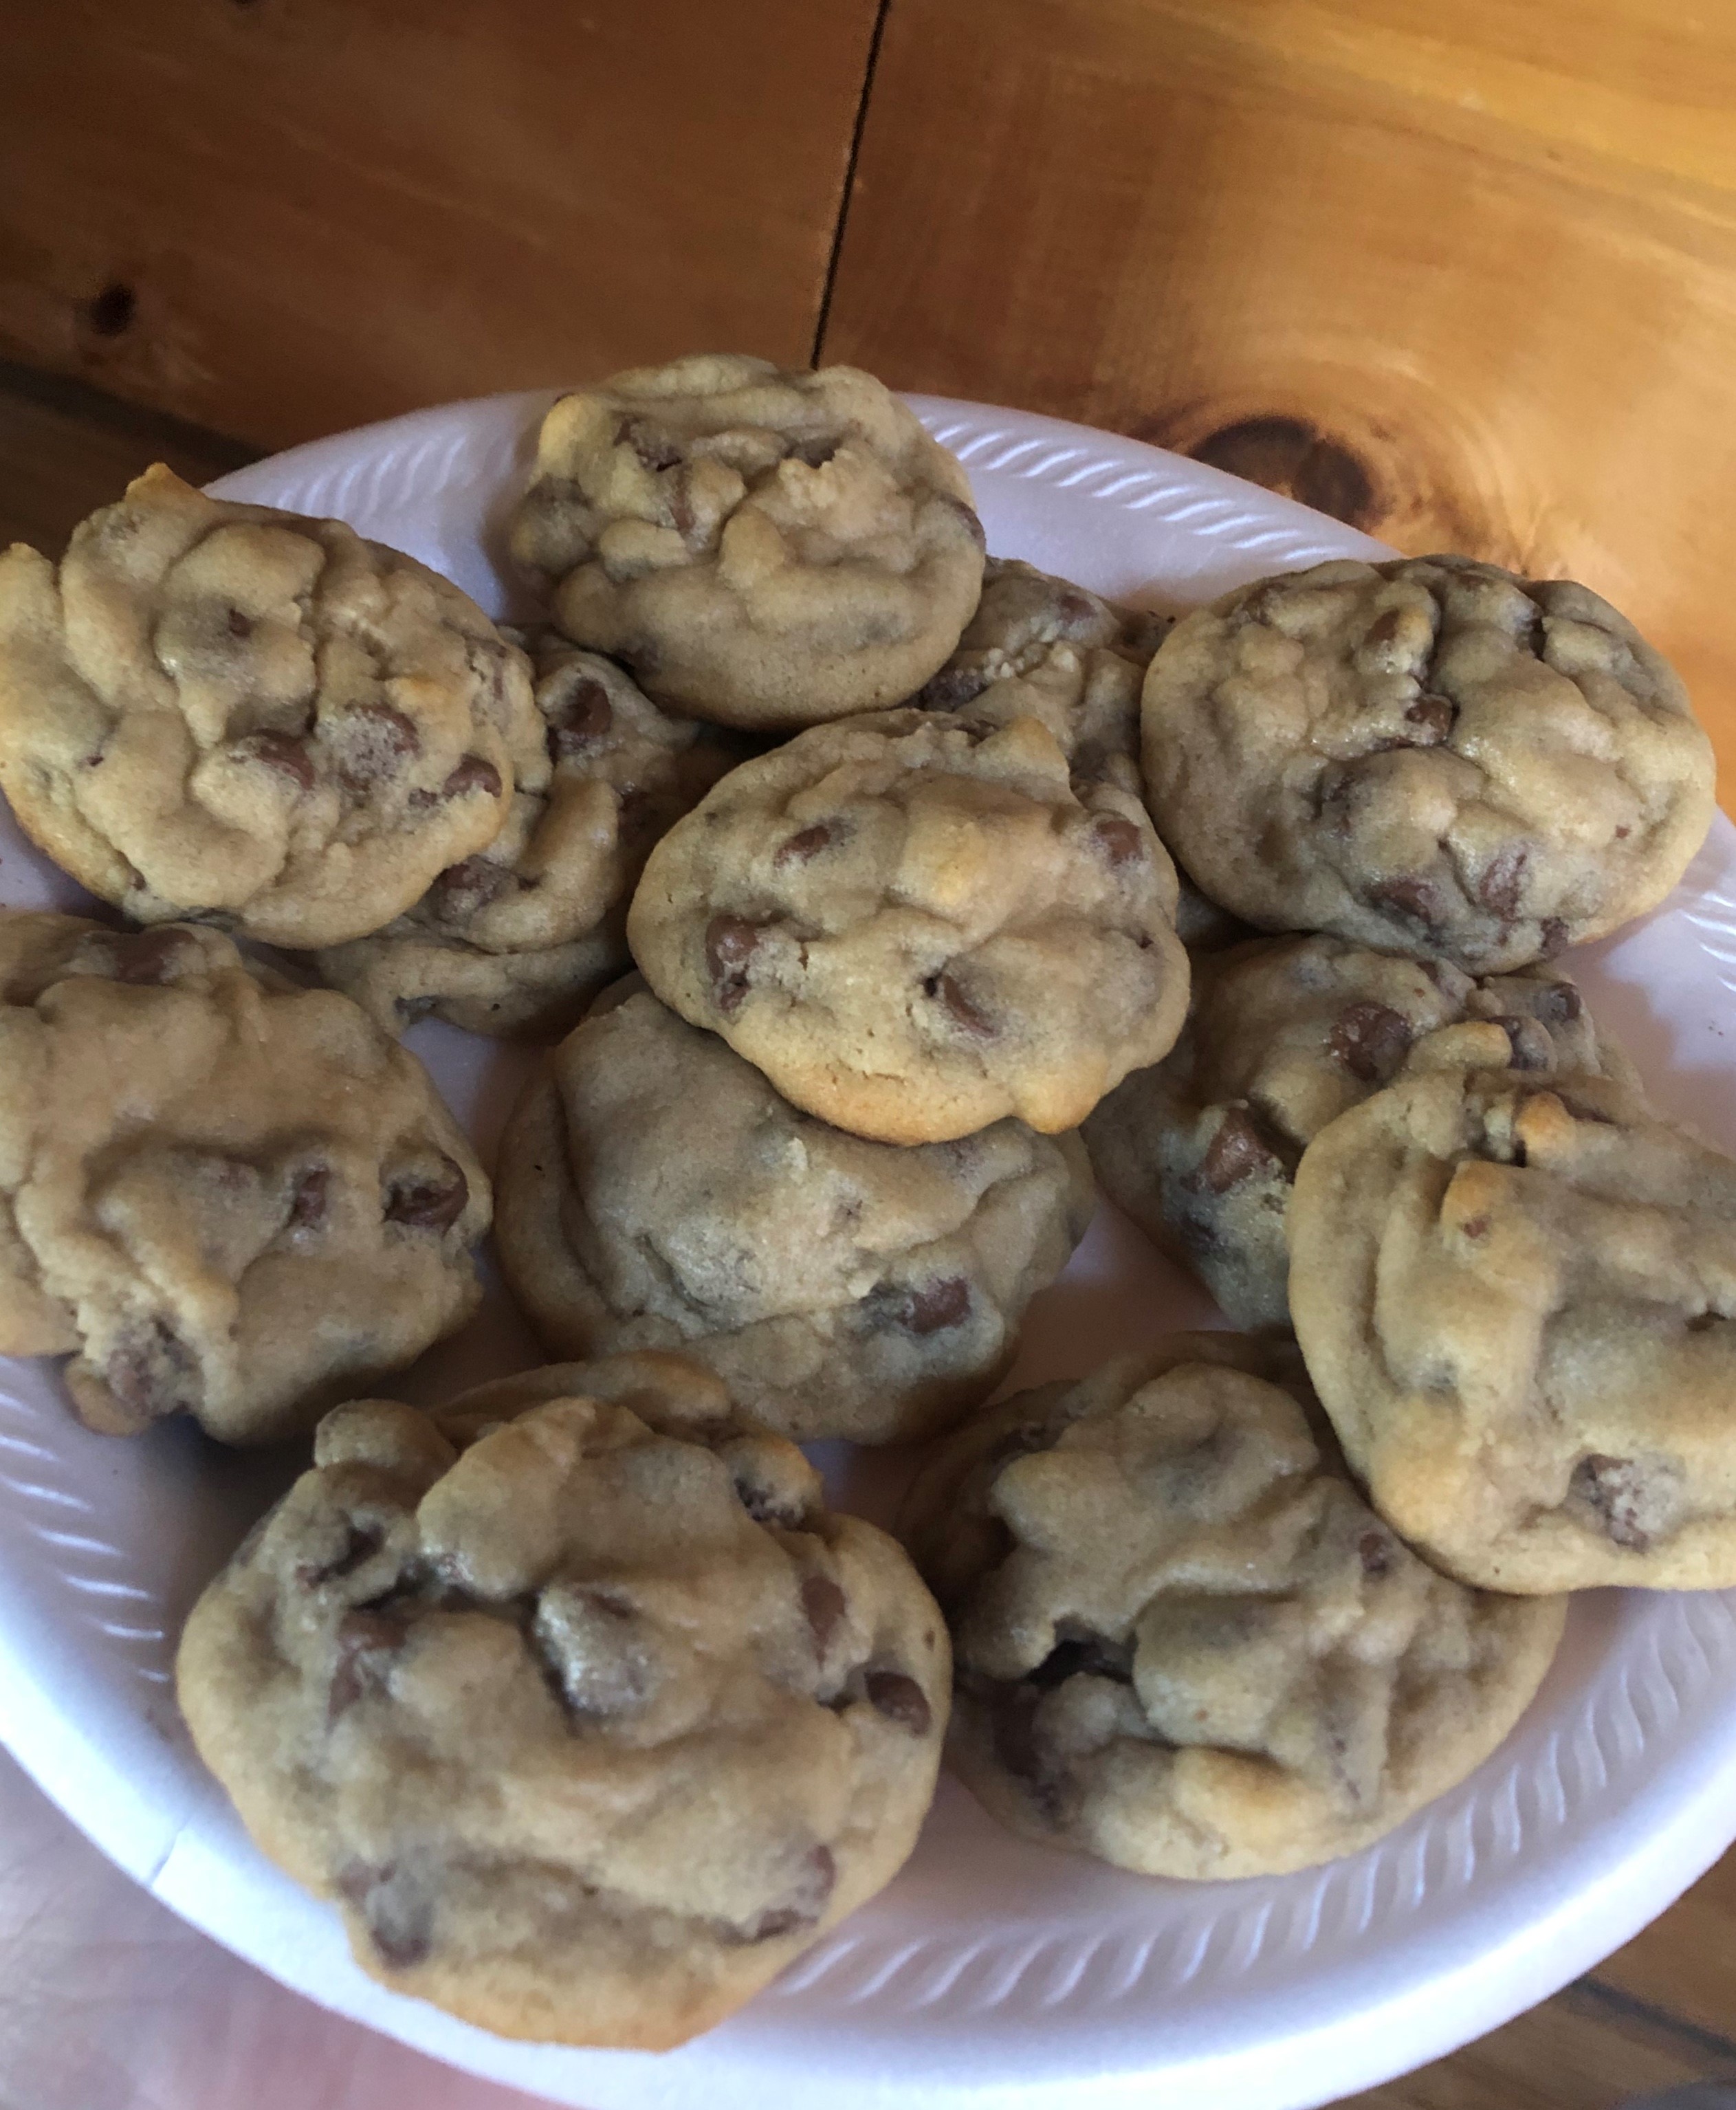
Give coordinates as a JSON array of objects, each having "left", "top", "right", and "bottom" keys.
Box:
[
  {"left": 495, "top": 982, "right": 1095, "bottom": 1443},
  {"left": 1084, "top": 934, "right": 1638, "bottom": 1330},
  {"left": 628, "top": 708, "right": 1189, "bottom": 1143},
  {"left": 177, "top": 1355, "right": 949, "bottom": 2048},
  {"left": 0, "top": 465, "right": 540, "bottom": 948},
  {"left": 0, "top": 910, "right": 487, "bottom": 1442},
  {"left": 914, "top": 558, "right": 1169, "bottom": 793},
  {"left": 511, "top": 355, "right": 985, "bottom": 730},
  {"left": 1291, "top": 1066, "right": 1736, "bottom": 1592},
  {"left": 1142, "top": 557, "right": 1715, "bottom": 972},
  {"left": 900, "top": 1334, "right": 1565, "bottom": 1878},
  {"left": 315, "top": 633, "right": 745, "bottom": 1037}
]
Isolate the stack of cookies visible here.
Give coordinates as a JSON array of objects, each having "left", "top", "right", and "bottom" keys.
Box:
[{"left": 0, "top": 350, "right": 1726, "bottom": 2052}]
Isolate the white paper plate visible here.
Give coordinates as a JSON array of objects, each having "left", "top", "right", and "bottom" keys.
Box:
[{"left": 2, "top": 393, "right": 1734, "bottom": 2110}]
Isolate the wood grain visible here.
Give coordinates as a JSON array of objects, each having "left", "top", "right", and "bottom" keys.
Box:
[
  {"left": 822, "top": 0, "right": 1736, "bottom": 809},
  {"left": 0, "top": 0, "right": 879, "bottom": 451}
]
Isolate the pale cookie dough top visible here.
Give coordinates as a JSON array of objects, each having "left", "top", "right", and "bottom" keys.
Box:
[
  {"left": 628, "top": 708, "right": 1190, "bottom": 1143},
  {"left": 1084, "top": 934, "right": 1637, "bottom": 1332},
  {"left": 510, "top": 355, "right": 985, "bottom": 730},
  {"left": 315, "top": 633, "right": 745, "bottom": 1037},
  {"left": 900, "top": 1334, "right": 1564, "bottom": 1880},
  {"left": 1141, "top": 556, "right": 1714, "bottom": 972},
  {"left": 0, "top": 911, "right": 487, "bottom": 1444},
  {"left": 0, "top": 465, "right": 540, "bottom": 948},
  {"left": 495, "top": 985, "right": 1095, "bottom": 1443},
  {"left": 177, "top": 1355, "right": 949, "bottom": 2050},
  {"left": 1290, "top": 1067, "right": 1736, "bottom": 1592},
  {"left": 915, "top": 559, "right": 1170, "bottom": 795}
]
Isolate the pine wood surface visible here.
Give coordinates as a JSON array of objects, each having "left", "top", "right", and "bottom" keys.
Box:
[
  {"left": 0, "top": 0, "right": 879, "bottom": 450},
  {"left": 820, "top": 0, "right": 1736, "bottom": 811}
]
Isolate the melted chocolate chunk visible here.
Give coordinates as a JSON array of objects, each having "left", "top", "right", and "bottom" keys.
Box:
[
  {"left": 734, "top": 1845, "right": 837, "bottom": 1943},
  {"left": 938, "top": 494, "right": 987, "bottom": 550},
  {"left": 1367, "top": 874, "right": 1444, "bottom": 937},
  {"left": 866, "top": 1275, "right": 971, "bottom": 1337},
  {"left": 288, "top": 1165, "right": 330, "bottom": 1231},
  {"left": 1328, "top": 1001, "right": 1413, "bottom": 1084},
  {"left": 296, "top": 1520, "right": 384, "bottom": 1590},
  {"left": 1403, "top": 694, "right": 1455, "bottom": 743},
  {"left": 1529, "top": 980, "right": 1583, "bottom": 1027},
  {"left": 547, "top": 676, "right": 614, "bottom": 757},
  {"left": 802, "top": 1574, "right": 848, "bottom": 1654},
  {"left": 917, "top": 663, "right": 991, "bottom": 712},
  {"left": 1570, "top": 1454, "right": 1657, "bottom": 1553},
  {"left": 865, "top": 1670, "right": 932, "bottom": 1735},
  {"left": 336, "top": 1860, "right": 432, "bottom": 1969},
  {"left": 923, "top": 969, "right": 994, "bottom": 1039},
  {"left": 1539, "top": 916, "right": 1570, "bottom": 956},
  {"left": 1092, "top": 816, "right": 1145, "bottom": 868},
  {"left": 226, "top": 607, "right": 254, "bottom": 639},
  {"left": 232, "top": 729, "right": 316, "bottom": 791},
  {"left": 1491, "top": 1013, "right": 1552, "bottom": 1070},
  {"left": 105, "top": 1318, "right": 199, "bottom": 1422},
  {"left": 100, "top": 927, "right": 199, "bottom": 986},
  {"left": 437, "top": 754, "right": 502, "bottom": 802},
  {"left": 335, "top": 704, "right": 420, "bottom": 792},
  {"left": 1361, "top": 607, "right": 1405, "bottom": 654},
  {"left": 1478, "top": 844, "right": 1529, "bottom": 922},
  {"left": 773, "top": 822, "right": 837, "bottom": 867},
  {"left": 327, "top": 1607, "right": 410, "bottom": 1720},
  {"left": 617, "top": 417, "right": 683, "bottom": 472},
  {"left": 382, "top": 1155, "right": 470, "bottom": 1233},
  {"left": 1190, "top": 1104, "right": 1286, "bottom": 1194},
  {"left": 705, "top": 915, "right": 765, "bottom": 1013},
  {"left": 429, "top": 857, "right": 514, "bottom": 921},
  {"left": 1358, "top": 1529, "right": 1396, "bottom": 1579}
]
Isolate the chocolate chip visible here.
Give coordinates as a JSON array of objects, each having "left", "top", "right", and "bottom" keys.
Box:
[
  {"left": 1053, "top": 587, "right": 1101, "bottom": 634},
  {"left": 288, "top": 1165, "right": 330, "bottom": 1230},
  {"left": 667, "top": 467, "right": 696, "bottom": 539},
  {"left": 735, "top": 1845, "right": 837, "bottom": 1943},
  {"left": 789, "top": 434, "right": 842, "bottom": 469},
  {"left": 1530, "top": 980, "right": 1583, "bottom": 1027},
  {"left": 1189, "top": 1104, "right": 1286, "bottom": 1194},
  {"left": 105, "top": 1319, "right": 199, "bottom": 1422},
  {"left": 802, "top": 1574, "right": 847, "bottom": 1654},
  {"left": 865, "top": 1670, "right": 932, "bottom": 1735},
  {"left": 437, "top": 754, "right": 502, "bottom": 801},
  {"left": 336, "top": 704, "right": 420, "bottom": 792},
  {"left": 617, "top": 417, "right": 683, "bottom": 472},
  {"left": 546, "top": 676, "right": 613, "bottom": 757},
  {"left": 100, "top": 928, "right": 198, "bottom": 985},
  {"left": 336, "top": 1860, "right": 432, "bottom": 1969},
  {"left": 1403, "top": 694, "right": 1455, "bottom": 744},
  {"left": 1539, "top": 916, "right": 1570, "bottom": 956},
  {"left": 1570, "top": 1454, "right": 1655, "bottom": 1552},
  {"left": 773, "top": 822, "right": 837, "bottom": 867},
  {"left": 296, "top": 1521, "right": 383, "bottom": 1589},
  {"left": 1368, "top": 875, "right": 1444, "bottom": 937},
  {"left": 1490, "top": 1013, "right": 1552, "bottom": 1070},
  {"left": 867, "top": 1275, "right": 971, "bottom": 1337},
  {"left": 327, "top": 1607, "right": 410, "bottom": 1720},
  {"left": 923, "top": 969, "right": 994, "bottom": 1038},
  {"left": 1027, "top": 1633, "right": 1132, "bottom": 1689},
  {"left": 705, "top": 914, "right": 765, "bottom": 1013},
  {"left": 1478, "top": 844, "right": 1528, "bottom": 921},
  {"left": 1358, "top": 1529, "right": 1396, "bottom": 1578},
  {"left": 1092, "top": 816, "right": 1145, "bottom": 868},
  {"left": 383, "top": 1156, "right": 470, "bottom": 1233},
  {"left": 1362, "top": 607, "right": 1405, "bottom": 652},
  {"left": 731, "top": 1473, "right": 809, "bottom": 1529},
  {"left": 1460, "top": 1214, "right": 1491, "bottom": 1240},
  {"left": 938, "top": 494, "right": 987, "bottom": 550},
  {"left": 232, "top": 729, "right": 316, "bottom": 791},
  {"left": 917, "top": 663, "right": 991, "bottom": 711},
  {"left": 1328, "top": 1001, "right": 1413, "bottom": 1084},
  {"left": 1687, "top": 1310, "right": 1722, "bottom": 1333},
  {"left": 429, "top": 857, "right": 514, "bottom": 921},
  {"left": 226, "top": 608, "right": 254, "bottom": 639}
]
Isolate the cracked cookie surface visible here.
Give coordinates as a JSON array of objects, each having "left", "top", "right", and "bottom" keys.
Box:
[
  {"left": 0, "top": 465, "right": 539, "bottom": 947},
  {"left": 1290, "top": 1067, "right": 1736, "bottom": 1590},
  {"left": 628, "top": 707, "right": 1189, "bottom": 1143},
  {"left": 1141, "top": 556, "right": 1713, "bottom": 971},
  {"left": 177, "top": 1353, "right": 949, "bottom": 2048},
  {"left": 899, "top": 1334, "right": 1564, "bottom": 1878},
  {"left": 0, "top": 910, "right": 487, "bottom": 1442},
  {"left": 496, "top": 984, "right": 1095, "bottom": 1442},
  {"left": 512, "top": 354, "right": 985, "bottom": 730},
  {"left": 1085, "top": 934, "right": 1638, "bottom": 1330},
  {"left": 316, "top": 633, "right": 747, "bottom": 1037}
]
